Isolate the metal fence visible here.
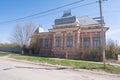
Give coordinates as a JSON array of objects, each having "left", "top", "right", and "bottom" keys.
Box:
[{"left": 0, "top": 47, "right": 21, "bottom": 53}]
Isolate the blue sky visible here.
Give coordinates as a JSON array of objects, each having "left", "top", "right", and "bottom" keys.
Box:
[{"left": 0, "top": 0, "right": 120, "bottom": 45}]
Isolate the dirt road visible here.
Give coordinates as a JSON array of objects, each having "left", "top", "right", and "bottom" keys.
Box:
[{"left": 0, "top": 57, "right": 119, "bottom": 80}]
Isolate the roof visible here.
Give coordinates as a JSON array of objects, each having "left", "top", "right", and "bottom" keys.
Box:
[
  {"left": 54, "top": 10, "right": 76, "bottom": 25},
  {"left": 34, "top": 25, "right": 44, "bottom": 33},
  {"left": 54, "top": 10, "right": 100, "bottom": 26},
  {"left": 55, "top": 16, "right": 76, "bottom": 25},
  {"left": 77, "top": 16, "right": 99, "bottom": 25},
  {"left": 54, "top": 15, "right": 100, "bottom": 26}
]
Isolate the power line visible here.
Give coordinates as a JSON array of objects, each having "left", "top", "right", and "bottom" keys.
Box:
[
  {"left": 36, "top": 1, "right": 98, "bottom": 19},
  {"left": 17, "top": 1, "right": 98, "bottom": 22},
  {"left": 0, "top": 0, "right": 84, "bottom": 24},
  {"left": 0, "top": 0, "right": 99, "bottom": 25},
  {"left": 70, "top": 1, "right": 98, "bottom": 10}
]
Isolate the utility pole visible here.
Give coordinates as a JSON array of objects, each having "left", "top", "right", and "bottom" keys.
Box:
[
  {"left": 99, "top": 0, "right": 106, "bottom": 69},
  {"left": 116, "top": 40, "right": 118, "bottom": 57}
]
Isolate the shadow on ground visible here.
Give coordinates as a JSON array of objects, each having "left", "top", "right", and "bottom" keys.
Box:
[{"left": 2, "top": 66, "right": 68, "bottom": 71}]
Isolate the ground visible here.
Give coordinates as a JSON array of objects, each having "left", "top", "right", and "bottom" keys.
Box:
[{"left": 0, "top": 56, "right": 120, "bottom": 80}]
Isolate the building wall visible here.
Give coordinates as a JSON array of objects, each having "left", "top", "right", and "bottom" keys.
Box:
[
  {"left": 79, "top": 26, "right": 102, "bottom": 61},
  {"left": 50, "top": 23, "right": 80, "bottom": 59},
  {"left": 31, "top": 24, "right": 108, "bottom": 61}
]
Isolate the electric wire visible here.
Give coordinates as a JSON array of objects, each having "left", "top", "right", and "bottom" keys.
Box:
[
  {"left": 0, "top": 0, "right": 100, "bottom": 25},
  {"left": 0, "top": 0, "right": 84, "bottom": 24}
]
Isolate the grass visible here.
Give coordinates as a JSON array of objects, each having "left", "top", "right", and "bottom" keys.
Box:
[
  {"left": 106, "top": 59, "right": 120, "bottom": 64},
  {"left": 0, "top": 52, "right": 9, "bottom": 56},
  {"left": 105, "top": 64, "right": 120, "bottom": 74},
  {"left": 9, "top": 54, "right": 103, "bottom": 69},
  {"left": 0, "top": 52, "right": 120, "bottom": 74},
  {"left": 117, "top": 62, "right": 120, "bottom": 64}
]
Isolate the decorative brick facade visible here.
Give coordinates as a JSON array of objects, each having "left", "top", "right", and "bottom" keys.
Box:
[{"left": 31, "top": 11, "right": 109, "bottom": 61}]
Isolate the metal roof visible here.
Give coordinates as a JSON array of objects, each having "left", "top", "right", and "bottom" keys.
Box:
[
  {"left": 54, "top": 15, "right": 100, "bottom": 26},
  {"left": 77, "top": 16, "right": 99, "bottom": 25},
  {"left": 55, "top": 16, "right": 76, "bottom": 25}
]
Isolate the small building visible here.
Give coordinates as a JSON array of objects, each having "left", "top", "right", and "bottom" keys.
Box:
[{"left": 31, "top": 11, "right": 109, "bottom": 61}]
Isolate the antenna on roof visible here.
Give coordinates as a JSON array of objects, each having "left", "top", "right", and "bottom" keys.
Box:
[{"left": 62, "top": 9, "right": 71, "bottom": 17}]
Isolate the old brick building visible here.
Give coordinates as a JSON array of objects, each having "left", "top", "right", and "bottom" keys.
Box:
[{"left": 31, "top": 11, "right": 109, "bottom": 61}]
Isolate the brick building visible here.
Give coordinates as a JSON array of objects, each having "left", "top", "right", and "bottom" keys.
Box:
[{"left": 31, "top": 11, "right": 109, "bottom": 61}]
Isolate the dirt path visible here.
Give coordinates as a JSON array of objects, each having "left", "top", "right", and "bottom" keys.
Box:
[{"left": 0, "top": 57, "right": 120, "bottom": 80}]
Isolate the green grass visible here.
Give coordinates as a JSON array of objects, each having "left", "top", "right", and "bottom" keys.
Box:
[
  {"left": 0, "top": 52, "right": 9, "bottom": 56},
  {"left": 117, "top": 62, "right": 120, "bottom": 64},
  {"left": 0, "top": 52, "right": 120, "bottom": 74},
  {"left": 105, "top": 64, "right": 120, "bottom": 74},
  {"left": 106, "top": 60, "right": 120, "bottom": 65},
  {"left": 8, "top": 53, "right": 120, "bottom": 74}
]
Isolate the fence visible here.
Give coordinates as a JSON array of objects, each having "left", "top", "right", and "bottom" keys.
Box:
[{"left": 0, "top": 47, "right": 21, "bottom": 53}]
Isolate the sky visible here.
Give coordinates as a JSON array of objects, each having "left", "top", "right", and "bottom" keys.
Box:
[{"left": 0, "top": 0, "right": 120, "bottom": 45}]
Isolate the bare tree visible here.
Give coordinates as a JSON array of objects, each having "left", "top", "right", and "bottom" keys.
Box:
[{"left": 11, "top": 22, "right": 35, "bottom": 54}]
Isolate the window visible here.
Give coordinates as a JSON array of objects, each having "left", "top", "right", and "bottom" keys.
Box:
[
  {"left": 55, "top": 37, "right": 61, "bottom": 47},
  {"left": 45, "top": 38, "right": 49, "bottom": 47},
  {"left": 66, "top": 36, "right": 73, "bottom": 47},
  {"left": 39, "top": 39, "right": 43, "bottom": 48},
  {"left": 93, "top": 37, "right": 100, "bottom": 47},
  {"left": 49, "top": 38, "right": 52, "bottom": 47},
  {"left": 84, "top": 37, "right": 90, "bottom": 47}
]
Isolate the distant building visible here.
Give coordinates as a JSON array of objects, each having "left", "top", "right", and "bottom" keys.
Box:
[{"left": 31, "top": 11, "right": 109, "bottom": 61}]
